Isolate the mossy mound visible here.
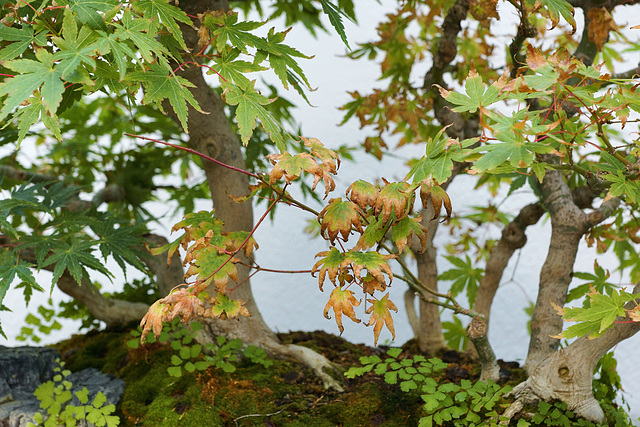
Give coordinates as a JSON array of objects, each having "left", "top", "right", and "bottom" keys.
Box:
[
  {"left": 49, "top": 326, "right": 632, "bottom": 426},
  {"left": 51, "top": 327, "right": 424, "bottom": 426}
]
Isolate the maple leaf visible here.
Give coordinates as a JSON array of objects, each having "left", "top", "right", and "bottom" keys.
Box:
[
  {"left": 132, "top": 0, "right": 192, "bottom": 49},
  {"left": 365, "top": 293, "right": 398, "bottom": 345},
  {"left": 405, "top": 130, "right": 476, "bottom": 185},
  {"left": 184, "top": 246, "right": 239, "bottom": 291},
  {"left": 435, "top": 69, "right": 502, "bottom": 113},
  {"left": 343, "top": 251, "right": 395, "bottom": 286},
  {"left": 391, "top": 216, "right": 428, "bottom": 253},
  {"left": 346, "top": 180, "right": 379, "bottom": 210},
  {"left": 212, "top": 48, "right": 267, "bottom": 89},
  {"left": 587, "top": 8, "right": 616, "bottom": 51},
  {"left": 0, "top": 25, "right": 47, "bottom": 61},
  {"left": 140, "top": 300, "right": 169, "bottom": 343},
  {"left": 318, "top": 198, "right": 364, "bottom": 244},
  {"left": 312, "top": 247, "right": 348, "bottom": 291},
  {"left": 323, "top": 286, "right": 361, "bottom": 334},
  {"left": 354, "top": 216, "right": 387, "bottom": 250},
  {"left": 207, "top": 292, "right": 250, "bottom": 320},
  {"left": 110, "top": 9, "right": 169, "bottom": 68},
  {"left": 223, "top": 81, "right": 285, "bottom": 150},
  {"left": 161, "top": 288, "right": 205, "bottom": 323},
  {"left": 129, "top": 62, "right": 201, "bottom": 132},
  {"left": 375, "top": 181, "right": 414, "bottom": 224},
  {"left": 52, "top": 9, "right": 99, "bottom": 83},
  {"left": 302, "top": 137, "right": 340, "bottom": 174},
  {"left": 0, "top": 49, "right": 65, "bottom": 121},
  {"left": 534, "top": 0, "right": 576, "bottom": 32},
  {"left": 57, "top": 0, "right": 119, "bottom": 31},
  {"left": 420, "top": 183, "right": 452, "bottom": 221},
  {"left": 557, "top": 289, "right": 636, "bottom": 339},
  {"left": 267, "top": 151, "right": 336, "bottom": 197},
  {"left": 362, "top": 273, "right": 387, "bottom": 295}
]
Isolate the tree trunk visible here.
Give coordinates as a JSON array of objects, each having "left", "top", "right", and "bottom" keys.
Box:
[
  {"left": 525, "top": 169, "right": 620, "bottom": 371},
  {"left": 505, "top": 284, "right": 640, "bottom": 424},
  {"left": 162, "top": 0, "right": 343, "bottom": 390}
]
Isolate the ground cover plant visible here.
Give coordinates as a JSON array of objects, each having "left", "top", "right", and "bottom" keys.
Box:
[{"left": 1, "top": 0, "right": 640, "bottom": 424}]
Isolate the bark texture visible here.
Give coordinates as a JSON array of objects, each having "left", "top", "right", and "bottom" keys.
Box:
[
  {"left": 525, "top": 169, "right": 620, "bottom": 371},
  {"left": 506, "top": 285, "right": 640, "bottom": 424}
]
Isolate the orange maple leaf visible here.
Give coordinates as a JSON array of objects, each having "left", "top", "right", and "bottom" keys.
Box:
[
  {"left": 318, "top": 198, "right": 364, "bottom": 244},
  {"left": 366, "top": 293, "right": 398, "bottom": 345},
  {"left": 323, "top": 287, "right": 361, "bottom": 334}
]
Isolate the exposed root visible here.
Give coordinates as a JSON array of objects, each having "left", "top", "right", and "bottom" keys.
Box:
[
  {"left": 501, "top": 361, "right": 605, "bottom": 425},
  {"left": 196, "top": 316, "right": 344, "bottom": 392},
  {"left": 265, "top": 342, "right": 344, "bottom": 392}
]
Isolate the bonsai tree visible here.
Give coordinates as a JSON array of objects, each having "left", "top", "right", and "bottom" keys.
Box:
[{"left": 1, "top": 0, "right": 640, "bottom": 422}]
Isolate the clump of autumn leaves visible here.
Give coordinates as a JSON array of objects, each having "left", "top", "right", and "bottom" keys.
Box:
[{"left": 141, "top": 138, "right": 451, "bottom": 345}]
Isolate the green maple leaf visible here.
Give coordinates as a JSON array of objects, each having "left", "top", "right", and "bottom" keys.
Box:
[
  {"left": 0, "top": 49, "right": 65, "bottom": 121},
  {"left": 172, "top": 211, "right": 225, "bottom": 242},
  {"left": 319, "top": 0, "right": 353, "bottom": 49},
  {"left": 438, "top": 73, "right": 502, "bottom": 113},
  {"left": 42, "top": 239, "right": 113, "bottom": 286},
  {"left": 187, "top": 247, "right": 238, "bottom": 291},
  {"left": 13, "top": 92, "right": 63, "bottom": 142},
  {"left": 532, "top": 0, "right": 576, "bottom": 32},
  {"left": 604, "top": 172, "right": 640, "bottom": 204},
  {"left": 57, "top": 0, "right": 118, "bottom": 31},
  {"left": 261, "top": 27, "right": 310, "bottom": 90},
  {"left": 91, "top": 218, "right": 147, "bottom": 274},
  {"left": 204, "top": 12, "right": 310, "bottom": 90},
  {"left": 111, "top": 9, "right": 169, "bottom": 66},
  {"left": 204, "top": 12, "right": 264, "bottom": 53},
  {"left": 524, "top": 65, "right": 560, "bottom": 91},
  {"left": 210, "top": 292, "right": 249, "bottom": 319},
  {"left": 132, "top": 0, "right": 192, "bottom": 49},
  {"left": 129, "top": 62, "right": 201, "bottom": 132},
  {"left": 223, "top": 81, "right": 285, "bottom": 149},
  {"left": 391, "top": 216, "right": 427, "bottom": 254},
  {"left": 406, "top": 132, "right": 476, "bottom": 185},
  {"left": 212, "top": 48, "right": 267, "bottom": 89},
  {"left": 0, "top": 26, "right": 47, "bottom": 61},
  {"left": 0, "top": 255, "right": 42, "bottom": 308},
  {"left": 561, "top": 290, "right": 633, "bottom": 339},
  {"left": 356, "top": 216, "right": 387, "bottom": 249},
  {"left": 439, "top": 255, "right": 483, "bottom": 306},
  {"left": 52, "top": 9, "right": 99, "bottom": 82},
  {"left": 318, "top": 198, "right": 364, "bottom": 244}
]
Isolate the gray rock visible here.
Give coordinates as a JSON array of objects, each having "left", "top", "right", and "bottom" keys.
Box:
[{"left": 0, "top": 346, "right": 124, "bottom": 427}]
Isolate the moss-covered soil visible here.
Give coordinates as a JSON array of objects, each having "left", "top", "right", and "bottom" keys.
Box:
[{"left": 50, "top": 326, "right": 525, "bottom": 427}]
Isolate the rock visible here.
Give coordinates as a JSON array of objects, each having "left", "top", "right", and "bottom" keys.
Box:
[{"left": 0, "top": 346, "right": 124, "bottom": 427}]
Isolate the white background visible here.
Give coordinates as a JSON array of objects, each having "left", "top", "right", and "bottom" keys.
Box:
[{"left": 1, "top": 0, "right": 639, "bottom": 423}]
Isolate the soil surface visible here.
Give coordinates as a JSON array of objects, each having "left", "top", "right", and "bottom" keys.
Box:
[{"left": 50, "top": 326, "right": 525, "bottom": 426}]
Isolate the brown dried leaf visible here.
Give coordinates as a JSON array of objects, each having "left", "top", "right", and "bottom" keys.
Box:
[
  {"left": 587, "top": 7, "right": 616, "bottom": 51},
  {"left": 140, "top": 300, "right": 170, "bottom": 343}
]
